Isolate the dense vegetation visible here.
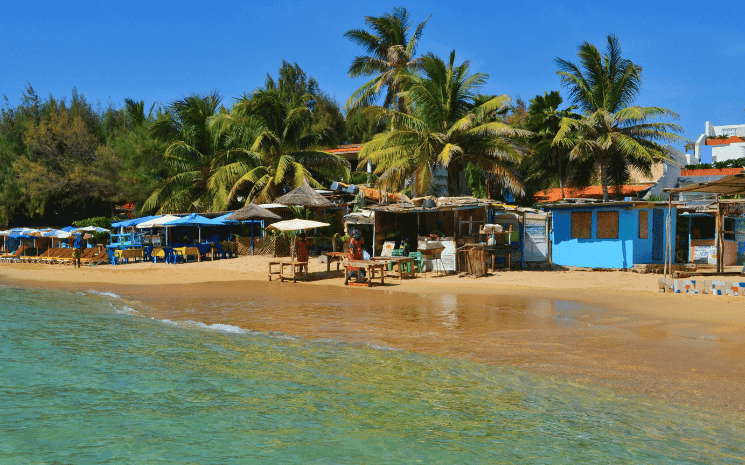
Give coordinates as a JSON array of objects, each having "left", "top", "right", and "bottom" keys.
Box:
[{"left": 0, "top": 7, "right": 685, "bottom": 226}]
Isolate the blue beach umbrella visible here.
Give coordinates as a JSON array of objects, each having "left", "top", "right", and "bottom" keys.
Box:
[{"left": 164, "top": 214, "right": 224, "bottom": 242}]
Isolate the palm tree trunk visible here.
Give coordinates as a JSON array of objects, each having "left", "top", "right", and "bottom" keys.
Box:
[
  {"left": 600, "top": 160, "right": 609, "bottom": 202},
  {"left": 558, "top": 162, "right": 565, "bottom": 200}
]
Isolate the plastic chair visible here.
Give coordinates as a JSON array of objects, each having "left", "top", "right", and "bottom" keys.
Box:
[
  {"left": 214, "top": 243, "right": 231, "bottom": 259},
  {"left": 143, "top": 245, "right": 154, "bottom": 262},
  {"left": 408, "top": 251, "right": 423, "bottom": 274},
  {"left": 106, "top": 248, "right": 118, "bottom": 265}
]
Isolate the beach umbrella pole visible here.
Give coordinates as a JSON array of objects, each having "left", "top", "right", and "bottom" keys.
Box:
[{"left": 251, "top": 222, "right": 254, "bottom": 255}]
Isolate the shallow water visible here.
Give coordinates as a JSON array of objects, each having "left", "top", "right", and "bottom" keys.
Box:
[{"left": 1, "top": 286, "right": 744, "bottom": 463}]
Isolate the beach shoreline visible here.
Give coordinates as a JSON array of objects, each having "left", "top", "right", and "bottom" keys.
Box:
[{"left": 4, "top": 255, "right": 745, "bottom": 413}]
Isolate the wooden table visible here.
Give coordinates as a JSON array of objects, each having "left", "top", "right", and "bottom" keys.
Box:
[
  {"left": 268, "top": 261, "right": 282, "bottom": 281},
  {"left": 115, "top": 248, "right": 143, "bottom": 264},
  {"left": 174, "top": 246, "right": 201, "bottom": 263},
  {"left": 325, "top": 252, "right": 346, "bottom": 272},
  {"left": 280, "top": 260, "right": 308, "bottom": 282},
  {"left": 343, "top": 260, "right": 386, "bottom": 287},
  {"left": 371, "top": 256, "right": 415, "bottom": 280},
  {"left": 267, "top": 260, "right": 309, "bottom": 282}
]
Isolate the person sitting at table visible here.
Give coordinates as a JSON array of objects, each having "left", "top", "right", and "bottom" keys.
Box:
[
  {"left": 346, "top": 231, "right": 366, "bottom": 283},
  {"left": 296, "top": 232, "right": 311, "bottom": 273},
  {"left": 399, "top": 236, "right": 410, "bottom": 255}
]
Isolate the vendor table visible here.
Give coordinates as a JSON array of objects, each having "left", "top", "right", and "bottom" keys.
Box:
[
  {"left": 418, "top": 246, "right": 446, "bottom": 277},
  {"left": 343, "top": 260, "right": 386, "bottom": 287},
  {"left": 325, "top": 251, "right": 346, "bottom": 272},
  {"left": 371, "top": 256, "right": 415, "bottom": 280},
  {"left": 485, "top": 245, "right": 518, "bottom": 270}
]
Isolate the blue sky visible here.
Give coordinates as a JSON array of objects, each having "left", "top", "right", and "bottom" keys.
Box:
[{"left": 2, "top": 1, "right": 743, "bottom": 162}]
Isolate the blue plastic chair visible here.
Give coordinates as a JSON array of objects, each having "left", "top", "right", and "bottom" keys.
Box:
[
  {"left": 143, "top": 245, "right": 153, "bottom": 262},
  {"left": 213, "top": 243, "right": 232, "bottom": 259},
  {"left": 195, "top": 243, "right": 211, "bottom": 260},
  {"left": 106, "top": 248, "right": 117, "bottom": 265}
]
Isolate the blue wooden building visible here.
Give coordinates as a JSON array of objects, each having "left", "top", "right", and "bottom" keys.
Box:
[{"left": 544, "top": 202, "right": 676, "bottom": 269}]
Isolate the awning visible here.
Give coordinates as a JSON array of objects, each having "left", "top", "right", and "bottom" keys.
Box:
[{"left": 664, "top": 173, "right": 745, "bottom": 195}]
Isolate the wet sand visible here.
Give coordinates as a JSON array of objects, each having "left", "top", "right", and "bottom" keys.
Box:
[{"left": 3, "top": 256, "right": 745, "bottom": 413}]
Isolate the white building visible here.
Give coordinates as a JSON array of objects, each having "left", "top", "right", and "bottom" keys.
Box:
[{"left": 694, "top": 121, "right": 745, "bottom": 164}]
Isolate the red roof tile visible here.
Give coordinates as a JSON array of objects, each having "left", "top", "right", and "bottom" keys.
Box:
[
  {"left": 534, "top": 185, "right": 652, "bottom": 203},
  {"left": 705, "top": 136, "right": 745, "bottom": 146},
  {"left": 680, "top": 168, "right": 744, "bottom": 176}
]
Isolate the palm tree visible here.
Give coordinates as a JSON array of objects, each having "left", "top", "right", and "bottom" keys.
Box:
[
  {"left": 525, "top": 91, "right": 579, "bottom": 200},
  {"left": 210, "top": 89, "right": 350, "bottom": 204},
  {"left": 359, "top": 51, "right": 529, "bottom": 197},
  {"left": 142, "top": 92, "right": 237, "bottom": 213},
  {"left": 554, "top": 34, "right": 686, "bottom": 201},
  {"left": 344, "top": 7, "right": 431, "bottom": 112}
]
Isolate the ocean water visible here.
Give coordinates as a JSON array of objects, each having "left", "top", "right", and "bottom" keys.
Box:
[{"left": 1, "top": 286, "right": 744, "bottom": 464}]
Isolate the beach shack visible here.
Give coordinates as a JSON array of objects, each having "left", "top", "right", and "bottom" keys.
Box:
[
  {"left": 545, "top": 201, "right": 676, "bottom": 269},
  {"left": 343, "top": 197, "right": 548, "bottom": 273}
]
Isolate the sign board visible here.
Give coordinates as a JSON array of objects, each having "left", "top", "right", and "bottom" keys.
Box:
[
  {"left": 693, "top": 245, "right": 716, "bottom": 265},
  {"left": 417, "top": 239, "right": 456, "bottom": 272},
  {"left": 381, "top": 241, "right": 395, "bottom": 257}
]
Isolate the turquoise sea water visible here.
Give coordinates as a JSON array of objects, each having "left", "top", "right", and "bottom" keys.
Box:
[{"left": 1, "top": 286, "right": 744, "bottom": 464}]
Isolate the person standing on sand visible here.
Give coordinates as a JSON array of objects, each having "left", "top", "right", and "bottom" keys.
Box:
[
  {"left": 346, "top": 230, "right": 366, "bottom": 283},
  {"left": 71, "top": 234, "right": 83, "bottom": 268},
  {"left": 296, "top": 232, "right": 311, "bottom": 273}
]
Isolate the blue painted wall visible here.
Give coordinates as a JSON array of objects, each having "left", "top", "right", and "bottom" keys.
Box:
[{"left": 549, "top": 205, "right": 676, "bottom": 268}]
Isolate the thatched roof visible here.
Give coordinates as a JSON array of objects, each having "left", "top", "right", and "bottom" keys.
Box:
[
  {"left": 274, "top": 180, "right": 333, "bottom": 208},
  {"left": 225, "top": 203, "right": 282, "bottom": 221}
]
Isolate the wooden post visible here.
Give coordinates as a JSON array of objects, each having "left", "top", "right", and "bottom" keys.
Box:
[
  {"left": 716, "top": 196, "right": 722, "bottom": 273},
  {"left": 665, "top": 194, "right": 672, "bottom": 277}
]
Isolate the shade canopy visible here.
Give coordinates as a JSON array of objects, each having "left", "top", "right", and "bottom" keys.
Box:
[
  {"left": 273, "top": 180, "right": 333, "bottom": 208},
  {"left": 8, "top": 227, "right": 39, "bottom": 238},
  {"left": 225, "top": 204, "right": 282, "bottom": 222},
  {"left": 164, "top": 213, "right": 224, "bottom": 226},
  {"left": 136, "top": 215, "right": 182, "bottom": 228},
  {"left": 266, "top": 219, "right": 330, "bottom": 232},
  {"left": 112, "top": 215, "right": 162, "bottom": 228},
  {"left": 664, "top": 173, "right": 745, "bottom": 195},
  {"left": 74, "top": 226, "right": 110, "bottom": 233}
]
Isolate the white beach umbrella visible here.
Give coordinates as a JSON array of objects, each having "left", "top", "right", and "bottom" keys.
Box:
[
  {"left": 267, "top": 219, "right": 330, "bottom": 261},
  {"left": 135, "top": 215, "right": 181, "bottom": 228},
  {"left": 135, "top": 215, "right": 182, "bottom": 245},
  {"left": 265, "top": 219, "right": 330, "bottom": 232}
]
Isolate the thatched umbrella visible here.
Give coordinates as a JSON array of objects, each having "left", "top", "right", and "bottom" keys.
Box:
[
  {"left": 225, "top": 204, "right": 282, "bottom": 255},
  {"left": 274, "top": 180, "right": 333, "bottom": 208},
  {"left": 225, "top": 203, "right": 282, "bottom": 221}
]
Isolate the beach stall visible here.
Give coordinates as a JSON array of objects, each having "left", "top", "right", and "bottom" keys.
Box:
[
  {"left": 664, "top": 172, "right": 745, "bottom": 273},
  {"left": 544, "top": 201, "right": 676, "bottom": 269}
]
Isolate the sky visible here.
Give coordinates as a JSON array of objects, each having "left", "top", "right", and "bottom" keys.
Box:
[{"left": 2, "top": 0, "right": 743, "bottom": 162}]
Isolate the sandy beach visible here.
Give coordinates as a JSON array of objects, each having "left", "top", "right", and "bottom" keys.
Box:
[{"left": 3, "top": 255, "right": 745, "bottom": 413}]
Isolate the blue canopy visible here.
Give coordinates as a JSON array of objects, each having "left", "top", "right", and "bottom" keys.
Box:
[
  {"left": 212, "top": 212, "right": 243, "bottom": 224},
  {"left": 60, "top": 226, "right": 78, "bottom": 232},
  {"left": 111, "top": 215, "right": 162, "bottom": 228},
  {"left": 165, "top": 213, "right": 224, "bottom": 226}
]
